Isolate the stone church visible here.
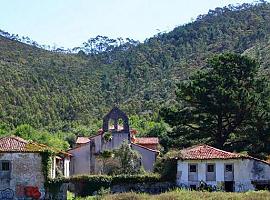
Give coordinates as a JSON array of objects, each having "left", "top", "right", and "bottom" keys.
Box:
[{"left": 68, "top": 107, "right": 159, "bottom": 175}]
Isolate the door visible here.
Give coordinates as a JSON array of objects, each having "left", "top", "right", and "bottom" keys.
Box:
[
  {"left": 224, "top": 164, "right": 234, "bottom": 192},
  {"left": 224, "top": 164, "right": 234, "bottom": 181},
  {"left": 224, "top": 181, "right": 234, "bottom": 192}
]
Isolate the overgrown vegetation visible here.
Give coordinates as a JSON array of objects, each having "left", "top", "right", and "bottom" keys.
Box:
[
  {"left": 160, "top": 53, "right": 270, "bottom": 158},
  {"left": 154, "top": 150, "right": 179, "bottom": 181},
  {"left": 1, "top": 2, "right": 270, "bottom": 157},
  {"left": 70, "top": 189, "right": 270, "bottom": 200},
  {"left": 49, "top": 174, "right": 162, "bottom": 197},
  {"left": 97, "top": 142, "right": 143, "bottom": 175}
]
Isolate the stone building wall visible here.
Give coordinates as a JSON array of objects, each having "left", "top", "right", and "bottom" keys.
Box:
[{"left": 0, "top": 152, "right": 46, "bottom": 200}]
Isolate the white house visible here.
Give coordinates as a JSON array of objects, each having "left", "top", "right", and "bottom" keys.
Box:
[{"left": 175, "top": 144, "right": 270, "bottom": 192}]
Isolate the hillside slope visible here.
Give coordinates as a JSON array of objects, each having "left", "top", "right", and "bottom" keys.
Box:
[{"left": 1, "top": 2, "right": 270, "bottom": 132}]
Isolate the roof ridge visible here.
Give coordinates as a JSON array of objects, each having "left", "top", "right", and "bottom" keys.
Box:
[
  {"left": 203, "top": 144, "right": 240, "bottom": 155},
  {"left": 0, "top": 135, "right": 28, "bottom": 144},
  {"left": 182, "top": 144, "right": 239, "bottom": 155}
]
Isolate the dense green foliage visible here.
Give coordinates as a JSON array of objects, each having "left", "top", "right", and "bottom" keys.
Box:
[
  {"left": 161, "top": 53, "right": 270, "bottom": 158},
  {"left": 97, "top": 142, "right": 143, "bottom": 175},
  {"left": 154, "top": 154, "right": 177, "bottom": 181},
  {"left": 1, "top": 2, "right": 270, "bottom": 155},
  {"left": 0, "top": 124, "right": 69, "bottom": 150},
  {"left": 49, "top": 174, "right": 161, "bottom": 197},
  {"left": 113, "top": 142, "right": 142, "bottom": 174}
]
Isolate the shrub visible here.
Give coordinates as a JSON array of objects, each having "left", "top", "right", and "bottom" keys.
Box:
[
  {"left": 46, "top": 174, "right": 162, "bottom": 197},
  {"left": 70, "top": 175, "right": 112, "bottom": 196},
  {"left": 154, "top": 151, "right": 178, "bottom": 181},
  {"left": 112, "top": 174, "right": 161, "bottom": 185}
]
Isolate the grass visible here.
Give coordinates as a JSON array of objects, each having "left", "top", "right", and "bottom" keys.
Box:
[{"left": 68, "top": 189, "right": 270, "bottom": 200}]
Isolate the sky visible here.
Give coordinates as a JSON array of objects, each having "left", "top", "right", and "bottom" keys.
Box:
[{"left": 0, "top": 0, "right": 263, "bottom": 48}]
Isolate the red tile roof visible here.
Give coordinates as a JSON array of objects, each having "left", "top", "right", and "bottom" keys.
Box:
[
  {"left": 174, "top": 144, "right": 270, "bottom": 165},
  {"left": 178, "top": 144, "right": 244, "bottom": 160},
  {"left": 0, "top": 136, "right": 28, "bottom": 151},
  {"left": 135, "top": 137, "right": 159, "bottom": 144},
  {"left": 0, "top": 136, "right": 72, "bottom": 156},
  {"left": 76, "top": 137, "right": 90, "bottom": 144}
]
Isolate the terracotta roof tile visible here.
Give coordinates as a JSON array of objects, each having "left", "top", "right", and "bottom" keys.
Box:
[
  {"left": 0, "top": 136, "right": 72, "bottom": 156},
  {"left": 0, "top": 136, "right": 28, "bottom": 151},
  {"left": 178, "top": 144, "right": 244, "bottom": 160},
  {"left": 173, "top": 144, "right": 270, "bottom": 165},
  {"left": 135, "top": 137, "right": 159, "bottom": 144}
]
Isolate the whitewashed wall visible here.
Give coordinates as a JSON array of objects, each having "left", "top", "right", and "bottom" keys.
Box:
[
  {"left": 64, "top": 157, "right": 70, "bottom": 177},
  {"left": 69, "top": 143, "right": 91, "bottom": 175},
  {"left": 131, "top": 144, "right": 157, "bottom": 172},
  {"left": 177, "top": 158, "right": 270, "bottom": 192}
]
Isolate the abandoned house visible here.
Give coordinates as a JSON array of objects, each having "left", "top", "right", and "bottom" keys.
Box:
[
  {"left": 175, "top": 144, "right": 270, "bottom": 192},
  {"left": 0, "top": 136, "right": 71, "bottom": 199},
  {"left": 68, "top": 107, "right": 159, "bottom": 175}
]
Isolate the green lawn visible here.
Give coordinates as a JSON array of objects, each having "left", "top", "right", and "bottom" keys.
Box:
[{"left": 69, "top": 189, "right": 270, "bottom": 200}]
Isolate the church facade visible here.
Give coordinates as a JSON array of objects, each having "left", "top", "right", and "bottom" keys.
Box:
[{"left": 68, "top": 107, "right": 159, "bottom": 175}]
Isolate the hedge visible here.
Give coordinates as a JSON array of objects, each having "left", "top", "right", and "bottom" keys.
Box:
[
  {"left": 112, "top": 174, "right": 161, "bottom": 184},
  {"left": 46, "top": 174, "right": 163, "bottom": 197}
]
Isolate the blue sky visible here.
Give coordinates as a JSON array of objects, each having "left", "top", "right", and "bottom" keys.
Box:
[{"left": 0, "top": 0, "right": 261, "bottom": 48}]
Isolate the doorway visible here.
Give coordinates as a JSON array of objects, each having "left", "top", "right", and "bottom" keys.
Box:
[{"left": 224, "top": 181, "right": 234, "bottom": 192}]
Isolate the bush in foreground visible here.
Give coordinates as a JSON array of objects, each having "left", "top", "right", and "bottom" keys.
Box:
[{"left": 71, "top": 189, "right": 270, "bottom": 200}]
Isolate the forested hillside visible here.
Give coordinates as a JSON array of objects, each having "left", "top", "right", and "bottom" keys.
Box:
[{"left": 1, "top": 1, "right": 270, "bottom": 149}]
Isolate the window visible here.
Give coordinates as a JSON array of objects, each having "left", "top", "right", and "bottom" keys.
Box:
[
  {"left": 1, "top": 161, "right": 10, "bottom": 171},
  {"left": 206, "top": 163, "right": 216, "bottom": 181},
  {"left": 188, "top": 164, "right": 198, "bottom": 181},
  {"left": 207, "top": 164, "right": 215, "bottom": 172},
  {"left": 0, "top": 160, "right": 11, "bottom": 179},
  {"left": 225, "top": 164, "right": 233, "bottom": 172},
  {"left": 189, "top": 164, "right": 197, "bottom": 172}
]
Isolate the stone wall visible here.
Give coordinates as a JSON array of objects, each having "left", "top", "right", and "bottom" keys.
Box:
[
  {"left": 67, "top": 181, "right": 174, "bottom": 197},
  {"left": 110, "top": 182, "right": 175, "bottom": 194},
  {"left": 45, "top": 183, "right": 69, "bottom": 200},
  {"left": 0, "top": 152, "right": 46, "bottom": 200}
]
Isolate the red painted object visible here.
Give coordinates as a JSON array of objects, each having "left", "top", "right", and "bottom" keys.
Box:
[{"left": 25, "top": 186, "right": 41, "bottom": 200}]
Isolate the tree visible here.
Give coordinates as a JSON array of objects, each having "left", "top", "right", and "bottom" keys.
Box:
[
  {"left": 97, "top": 142, "right": 143, "bottom": 175},
  {"left": 161, "top": 53, "right": 270, "bottom": 155},
  {"left": 114, "top": 142, "right": 142, "bottom": 175}
]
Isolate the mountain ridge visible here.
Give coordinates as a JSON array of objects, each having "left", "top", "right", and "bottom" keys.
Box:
[{"left": 1, "top": 1, "right": 270, "bottom": 134}]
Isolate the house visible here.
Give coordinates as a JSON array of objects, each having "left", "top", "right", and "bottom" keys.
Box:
[
  {"left": 0, "top": 136, "right": 71, "bottom": 199},
  {"left": 175, "top": 144, "right": 270, "bottom": 192},
  {"left": 68, "top": 107, "right": 159, "bottom": 175}
]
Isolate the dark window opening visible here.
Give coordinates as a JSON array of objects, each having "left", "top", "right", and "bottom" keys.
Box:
[
  {"left": 1, "top": 162, "right": 10, "bottom": 171},
  {"left": 190, "top": 164, "right": 197, "bottom": 172},
  {"left": 207, "top": 164, "right": 215, "bottom": 172},
  {"left": 0, "top": 160, "right": 11, "bottom": 179},
  {"left": 225, "top": 164, "right": 233, "bottom": 172},
  {"left": 224, "top": 181, "right": 234, "bottom": 192}
]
